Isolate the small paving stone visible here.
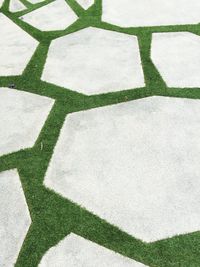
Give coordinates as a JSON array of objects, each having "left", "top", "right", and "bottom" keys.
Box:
[
  {"left": 45, "top": 96, "right": 200, "bottom": 242},
  {"left": 0, "top": 169, "right": 31, "bottom": 266},
  {"left": 151, "top": 32, "right": 200, "bottom": 87},
  {"left": 76, "top": 0, "right": 94, "bottom": 9},
  {"left": 42, "top": 27, "right": 144, "bottom": 95},
  {"left": 0, "top": 13, "right": 38, "bottom": 76},
  {"left": 9, "top": 0, "right": 26, "bottom": 12},
  {"left": 39, "top": 234, "right": 148, "bottom": 266},
  {"left": 20, "top": 0, "right": 78, "bottom": 31},
  {"left": 28, "top": 0, "right": 45, "bottom": 3},
  {"left": 0, "top": 87, "right": 54, "bottom": 156},
  {"left": 102, "top": 0, "right": 200, "bottom": 27}
]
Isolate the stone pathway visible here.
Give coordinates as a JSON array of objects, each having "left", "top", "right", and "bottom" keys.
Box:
[{"left": 0, "top": 0, "right": 200, "bottom": 266}]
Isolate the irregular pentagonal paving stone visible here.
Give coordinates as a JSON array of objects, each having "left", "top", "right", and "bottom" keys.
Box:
[
  {"left": 39, "top": 234, "right": 148, "bottom": 266},
  {"left": 45, "top": 96, "right": 200, "bottom": 242},
  {"left": 20, "top": 0, "right": 78, "bottom": 31},
  {"left": 0, "top": 13, "right": 38, "bottom": 76},
  {"left": 42, "top": 27, "right": 144, "bottom": 95},
  {"left": 102, "top": 0, "right": 200, "bottom": 27},
  {"left": 76, "top": 0, "right": 94, "bottom": 9},
  {"left": 0, "top": 169, "right": 31, "bottom": 266},
  {"left": 151, "top": 32, "right": 200, "bottom": 88},
  {"left": 9, "top": 0, "right": 26, "bottom": 12},
  {"left": 0, "top": 87, "right": 54, "bottom": 156}
]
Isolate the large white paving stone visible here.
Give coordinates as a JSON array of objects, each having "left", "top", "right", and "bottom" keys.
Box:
[
  {"left": 20, "top": 0, "right": 78, "bottom": 31},
  {"left": 76, "top": 0, "right": 94, "bottom": 9},
  {"left": 102, "top": 0, "right": 200, "bottom": 27},
  {"left": 42, "top": 27, "right": 144, "bottom": 95},
  {"left": 39, "top": 234, "right": 147, "bottom": 266},
  {"left": 45, "top": 96, "right": 200, "bottom": 242},
  {"left": 0, "top": 88, "right": 54, "bottom": 156},
  {"left": 0, "top": 169, "right": 31, "bottom": 266},
  {"left": 151, "top": 32, "right": 200, "bottom": 88},
  {"left": 9, "top": 0, "right": 26, "bottom": 12},
  {"left": 0, "top": 13, "right": 38, "bottom": 76}
]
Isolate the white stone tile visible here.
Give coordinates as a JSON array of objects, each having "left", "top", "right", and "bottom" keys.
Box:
[
  {"left": 45, "top": 96, "right": 200, "bottom": 242},
  {"left": 9, "top": 0, "right": 26, "bottom": 12},
  {"left": 0, "top": 13, "right": 38, "bottom": 76},
  {"left": 76, "top": 0, "right": 94, "bottom": 9},
  {"left": 151, "top": 32, "right": 200, "bottom": 88},
  {"left": 39, "top": 234, "right": 147, "bottom": 266},
  {"left": 20, "top": 0, "right": 78, "bottom": 31},
  {"left": 102, "top": 0, "right": 200, "bottom": 27},
  {"left": 0, "top": 0, "right": 4, "bottom": 7},
  {"left": 0, "top": 169, "right": 31, "bottom": 266},
  {"left": 42, "top": 27, "right": 144, "bottom": 95},
  {"left": 0, "top": 87, "right": 54, "bottom": 156},
  {"left": 28, "top": 0, "right": 44, "bottom": 3}
]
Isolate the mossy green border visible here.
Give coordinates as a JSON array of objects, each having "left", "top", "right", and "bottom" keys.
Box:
[{"left": 0, "top": 0, "right": 200, "bottom": 266}]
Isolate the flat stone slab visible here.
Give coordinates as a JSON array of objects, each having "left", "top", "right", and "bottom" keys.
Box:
[
  {"left": 39, "top": 234, "right": 147, "bottom": 266},
  {"left": 0, "top": 0, "right": 4, "bottom": 7},
  {"left": 42, "top": 27, "right": 144, "bottom": 95},
  {"left": 76, "top": 0, "right": 94, "bottom": 9},
  {"left": 102, "top": 0, "right": 200, "bottom": 27},
  {"left": 28, "top": 0, "right": 45, "bottom": 3},
  {"left": 151, "top": 32, "right": 200, "bottom": 88},
  {"left": 21, "top": 0, "right": 78, "bottom": 31},
  {"left": 0, "top": 169, "right": 31, "bottom": 266},
  {"left": 0, "top": 88, "right": 54, "bottom": 156},
  {"left": 0, "top": 13, "right": 38, "bottom": 76},
  {"left": 45, "top": 96, "right": 200, "bottom": 242},
  {"left": 10, "top": 0, "right": 26, "bottom": 12}
]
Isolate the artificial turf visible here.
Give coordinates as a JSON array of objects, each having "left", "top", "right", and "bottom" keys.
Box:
[{"left": 0, "top": 0, "right": 200, "bottom": 266}]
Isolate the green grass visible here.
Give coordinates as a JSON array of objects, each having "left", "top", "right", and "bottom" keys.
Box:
[{"left": 0, "top": 0, "right": 200, "bottom": 266}]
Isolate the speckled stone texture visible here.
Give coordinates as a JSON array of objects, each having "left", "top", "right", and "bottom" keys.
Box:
[
  {"left": 42, "top": 27, "right": 144, "bottom": 95},
  {"left": 76, "top": 0, "right": 94, "bottom": 9},
  {"left": 21, "top": 0, "right": 78, "bottom": 31},
  {"left": 39, "top": 234, "right": 148, "bottom": 266},
  {"left": 102, "top": 0, "right": 200, "bottom": 27},
  {"left": 0, "top": 13, "right": 38, "bottom": 76},
  {"left": 0, "top": 169, "right": 31, "bottom": 266},
  {"left": 0, "top": 88, "right": 54, "bottom": 156},
  {"left": 45, "top": 96, "right": 200, "bottom": 242},
  {"left": 151, "top": 32, "right": 200, "bottom": 87}
]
